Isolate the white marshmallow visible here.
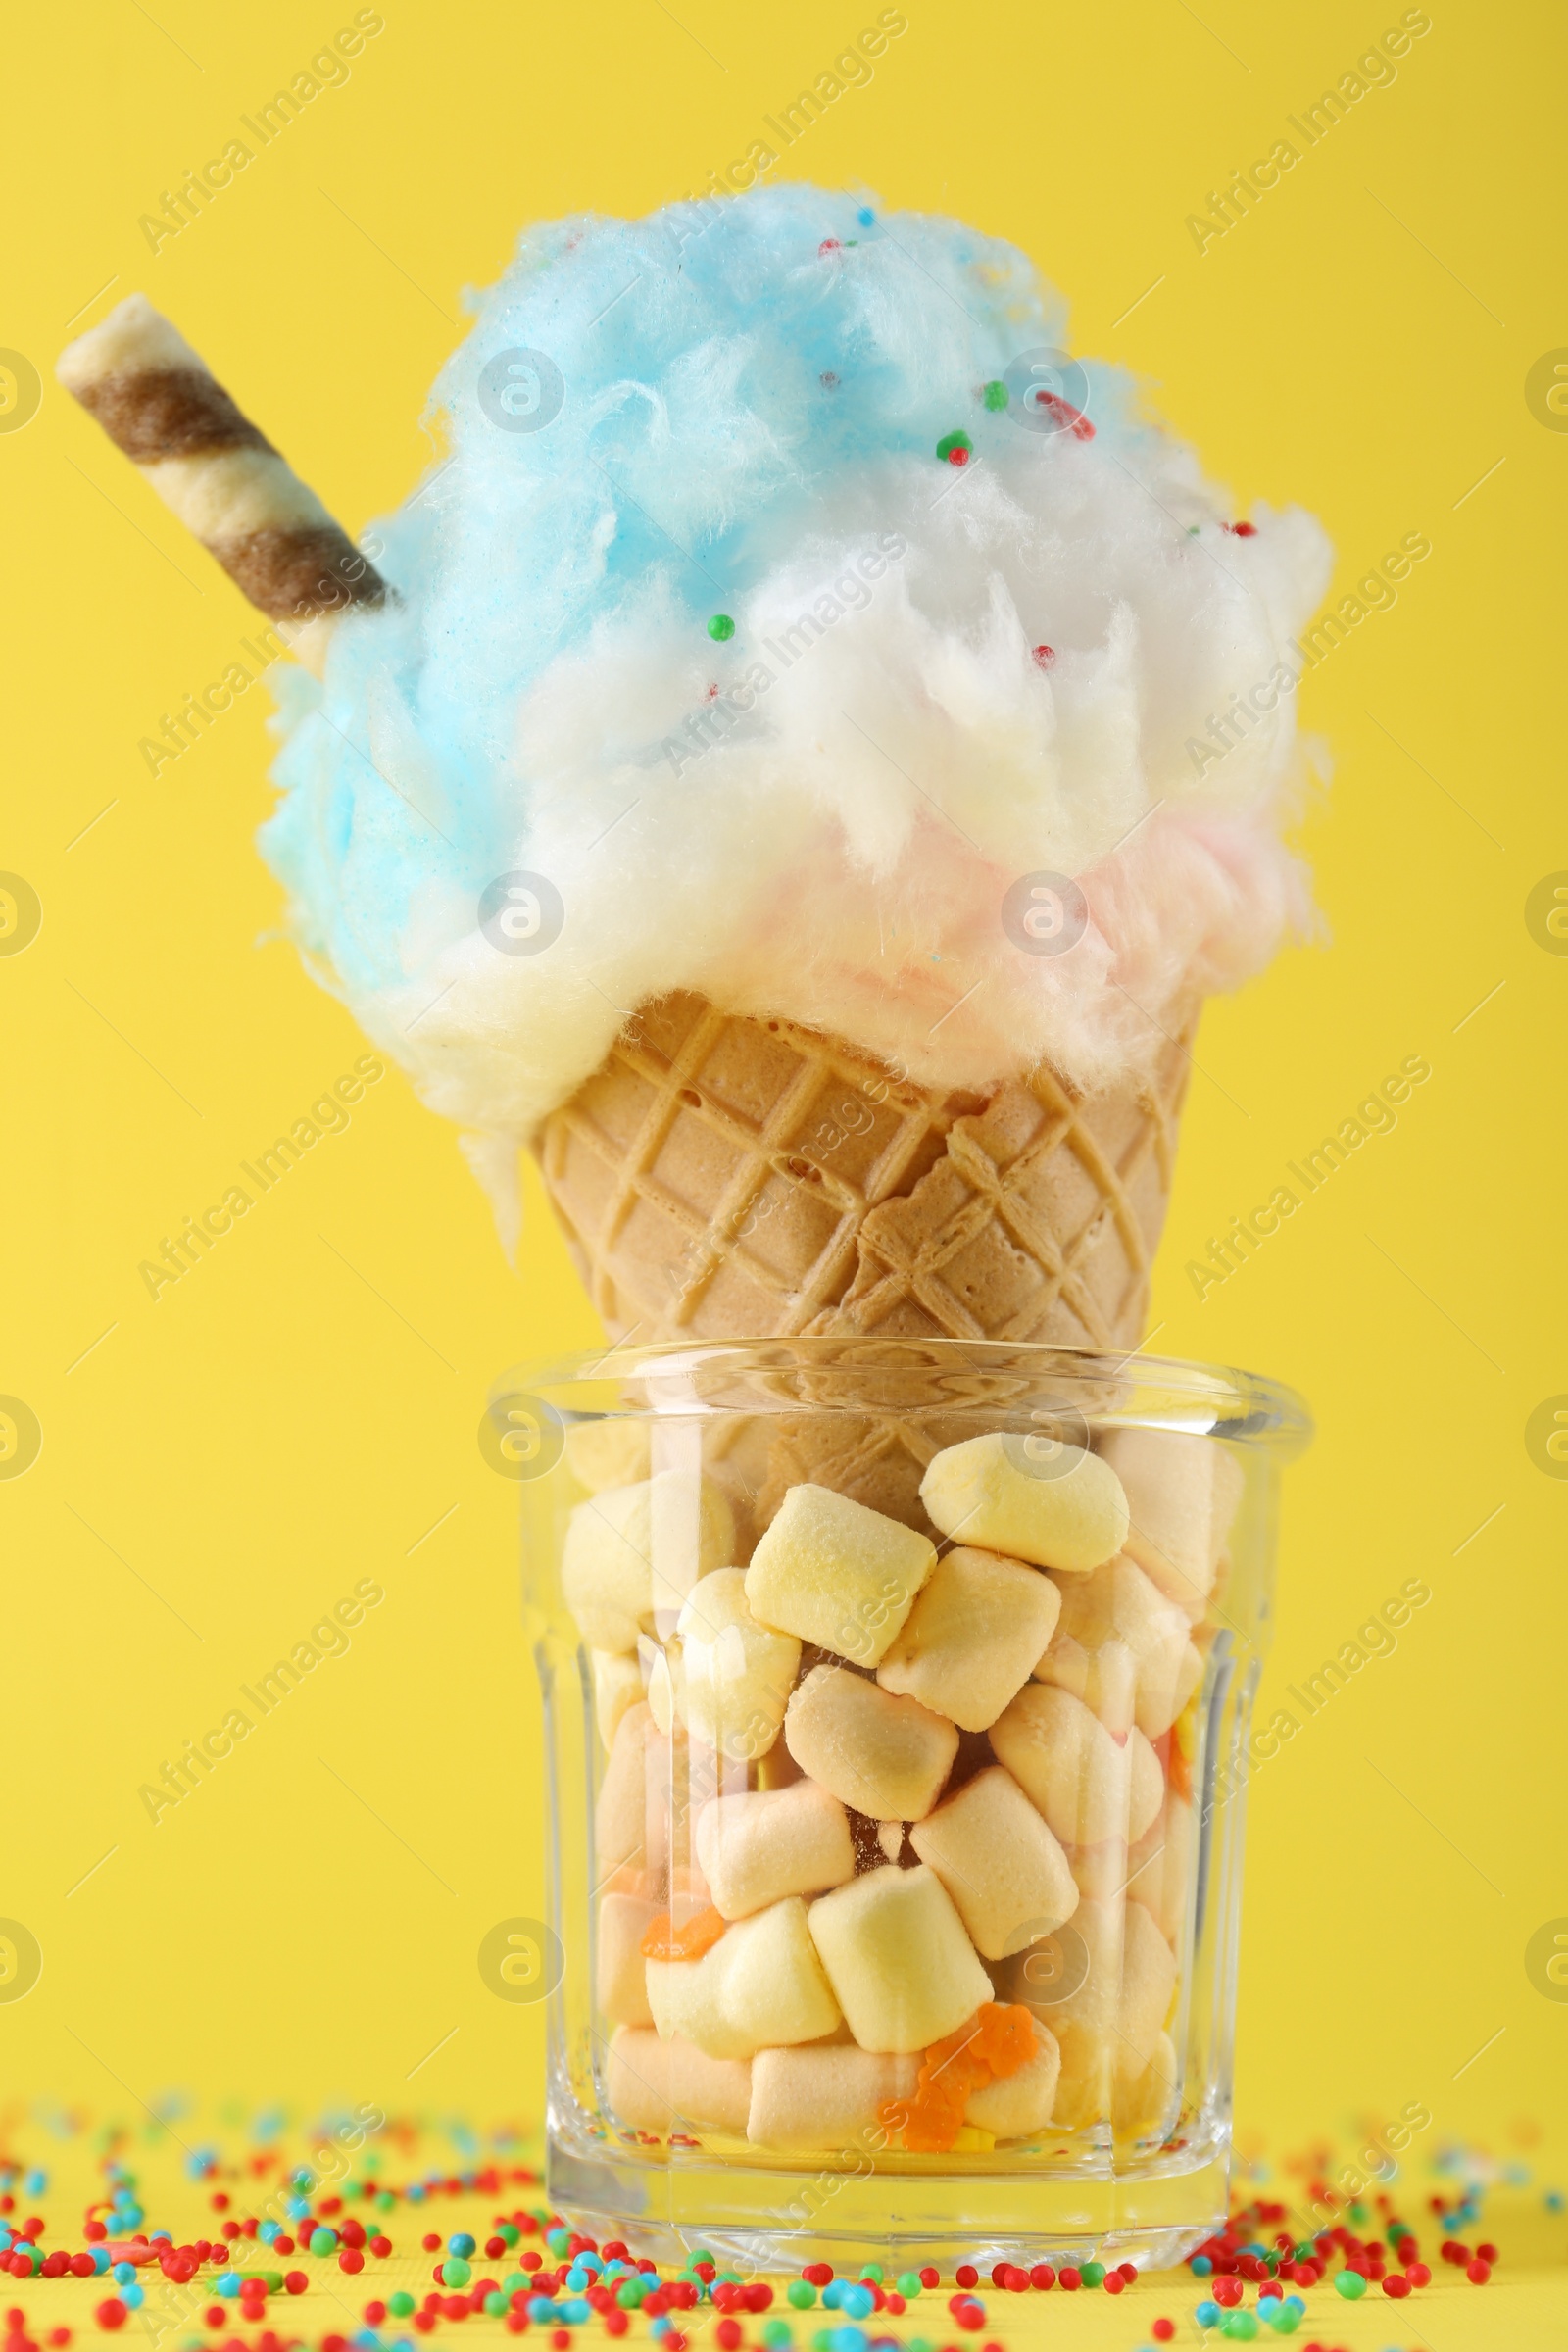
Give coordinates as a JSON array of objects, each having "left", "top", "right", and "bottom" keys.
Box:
[
  {"left": 1126, "top": 1795, "right": 1196, "bottom": 1946},
  {"left": 920, "top": 1433, "right": 1128, "bottom": 1574},
  {"left": 646, "top": 1895, "right": 842, "bottom": 2059},
  {"left": 745, "top": 1484, "right": 935, "bottom": 1666},
  {"left": 963, "top": 2017, "right": 1061, "bottom": 2138},
  {"left": 562, "top": 1471, "right": 735, "bottom": 1652},
  {"left": 876, "top": 1545, "right": 1061, "bottom": 1732},
  {"left": 746, "top": 2045, "right": 920, "bottom": 2151},
  {"left": 1030, "top": 1896, "right": 1177, "bottom": 2126},
  {"left": 1032, "top": 1555, "right": 1200, "bottom": 1738},
  {"left": 1097, "top": 1428, "right": 1244, "bottom": 1621},
  {"left": 596, "top": 1701, "right": 653, "bottom": 1880},
  {"left": 990, "top": 1683, "right": 1163, "bottom": 1847},
  {"left": 565, "top": 1418, "right": 653, "bottom": 1493},
  {"left": 1114, "top": 2030, "right": 1179, "bottom": 2135},
  {"left": 784, "top": 1664, "right": 958, "bottom": 1823},
  {"left": 675, "top": 1568, "right": 801, "bottom": 1760},
  {"left": 604, "top": 2025, "right": 751, "bottom": 2135},
  {"left": 908, "top": 1766, "right": 1078, "bottom": 1960},
  {"left": 592, "top": 1648, "right": 646, "bottom": 1748},
  {"left": 808, "top": 1864, "right": 993, "bottom": 2052},
  {"left": 695, "top": 1780, "right": 856, "bottom": 1920},
  {"left": 598, "top": 1890, "right": 659, "bottom": 2027}
]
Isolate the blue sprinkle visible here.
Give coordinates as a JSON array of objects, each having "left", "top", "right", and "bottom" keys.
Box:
[
  {"left": 113, "top": 2263, "right": 137, "bottom": 2284},
  {"left": 1195, "top": 2300, "right": 1221, "bottom": 2327},
  {"left": 121, "top": 2286, "right": 145, "bottom": 2311},
  {"left": 1191, "top": 2254, "right": 1213, "bottom": 2276},
  {"left": 560, "top": 2300, "right": 590, "bottom": 2324}
]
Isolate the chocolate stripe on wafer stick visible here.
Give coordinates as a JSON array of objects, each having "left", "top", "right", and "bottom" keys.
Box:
[{"left": 58, "top": 293, "right": 388, "bottom": 678}]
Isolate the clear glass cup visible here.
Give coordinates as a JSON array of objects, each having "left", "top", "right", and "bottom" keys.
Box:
[{"left": 500, "top": 1337, "right": 1309, "bottom": 2271}]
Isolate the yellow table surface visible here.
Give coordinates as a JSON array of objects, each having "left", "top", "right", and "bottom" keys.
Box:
[{"left": 1, "top": 2129, "right": 1561, "bottom": 2352}]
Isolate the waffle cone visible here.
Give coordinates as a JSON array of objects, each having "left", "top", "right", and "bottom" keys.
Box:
[{"left": 535, "top": 991, "right": 1195, "bottom": 1362}]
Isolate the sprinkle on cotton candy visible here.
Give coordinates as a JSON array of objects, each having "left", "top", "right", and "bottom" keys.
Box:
[{"left": 260, "top": 183, "right": 1331, "bottom": 1215}]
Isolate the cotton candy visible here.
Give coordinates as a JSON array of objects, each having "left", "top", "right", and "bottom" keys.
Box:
[{"left": 260, "top": 183, "right": 1330, "bottom": 1192}]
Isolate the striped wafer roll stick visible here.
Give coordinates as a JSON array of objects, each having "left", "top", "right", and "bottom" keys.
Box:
[{"left": 58, "top": 293, "right": 388, "bottom": 678}]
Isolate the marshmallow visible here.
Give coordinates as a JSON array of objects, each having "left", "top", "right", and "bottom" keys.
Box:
[
  {"left": 562, "top": 1471, "right": 735, "bottom": 1652},
  {"left": 808, "top": 1865, "right": 993, "bottom": 2052},
  {"left": 1114, "top": 2030, "right": 1179, "bottom": 2136},
  {"left": 1031, "top": 1896, "right": 1177, "bottom": 2126},
  {"left": 643, "top": 1635, "right": 680, "bottom": 1739},
  {"left": 746, "top": 2045, "right": 920, "bottom": 2152},
  {"left": 876, "top": 1545, "right": 1061, "bottom": 1732},
  {"left": 598, "top": 1890, "right": 659, "bottom": 2026},
  {"left": 962, "top": 2016, "right": 1061, "bottom": 2138},
  {"left": 695, "top": 1780, "right": 856, "bottom": 1920},
  {"left": 919, "top": 1433, "right": 1128, "bottom": 1574},
  {"left": 908, "top": 1765, "right": 1078, "bottom": 1960},
  {"left": 1032, "top": 1555, "right": 1201, "bottom": 1739},
  {"left": 596, "top": 1701, "right": 653, "bottom": 1879},
  {"left": 592, "top": 1647, "right": 646, "bottom": 1748},
  {"left": 990, "top": 1684, "right": 1163, "bottom": 1847},
  {"left": 1097, "top": 1429, "right": 1244, "bottom": 1621},
  {"left": 565, "top": 1418, "right": 653, "bottom": 1493},
  {"left": 646, "top": 1895, "right": 842, "bottom": 2059},
  {"left": 1126, "top": 1795, "right": 1195, "bottom": 1946},
  {"left": 785, "top": 1665, "right": 958, "bottom": 1823},
  {"left": 675, "top": 1568, "right": 801, "bottom": 1760},
  {"left": 745, "top": 1484, "right": 935, "bottom": 1667},
  {"left": 604, "top": 2025, "right": 751, "bottom": 2136}
]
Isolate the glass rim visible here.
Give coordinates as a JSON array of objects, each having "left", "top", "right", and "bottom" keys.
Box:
[{"left": 495, "top": 1334, "right": 1312, "bottom": 1455}]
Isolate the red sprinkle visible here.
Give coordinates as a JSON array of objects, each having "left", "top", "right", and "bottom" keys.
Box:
[
  {"left": 94, "top": 2304, "right": 126, "bottom": 2333},
  {"left": 1058, "top": 2268, "right": 1081, "bottom": 2292},
  {"left": 283, "top": 2273, "right": 307, "bottom": 2296},
  {"left": 1467, "top": 2258, "right": 1492, "bottom": 2283},
  {"left": 954, "top": 2267, "right": 978, "bottom": 2290},
  {"left": 1028, "top": 2265, "right": 1054, "bottom": 2290},
  {"left": 947, "top": 447, "right": 970, "bottom": 466},
  {"left": 1152, "top": 2324, "right": 1176, "bottom": 2344}
]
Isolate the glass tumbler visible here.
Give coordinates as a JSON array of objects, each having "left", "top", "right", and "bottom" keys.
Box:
[{"left": 502, "top": 1337, "right": 1309, "bottom": 2271}]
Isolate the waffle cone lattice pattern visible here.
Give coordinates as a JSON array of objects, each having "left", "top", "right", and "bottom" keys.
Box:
[{"left": 535, "top": 992, "right": 1194, "bottom": 1352}]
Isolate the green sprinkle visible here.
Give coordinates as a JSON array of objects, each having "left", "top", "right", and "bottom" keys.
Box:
[
  {"left": 858, "top": 2265, "right": 883, "bottom": 2282},
  {"left": 895, "top": 2273, "right": 921, "bottom": 2297},
  {"left": 499, "top": 2223, "right": 520, "bottom": 2246},
  {"left": 1334, "top": 2269, "right": 1367, "bottom": 2299},
  {"left": 443, "top": 2258, "right": 471, "bottom": 2287},
  {"left": 982, "top": 380, "right": 1008, "bottom": 411},
  {"left": 707, "top": 614, "right": 736, "bottom": 642},
  {"left": 388, "top": 2293, "right": 416, "bottom": 2318},
  {"left": 484, "top": 2294, "right": 508, "bottom": 2317},
  {"left": 935, "top": 429, "right": 973, "bottom": 461},
  {"left": 1348, "top": 2202, "right": 1369, "bottom": 2223},
  {"left": 309, "top": 2230, "right": 337, "bottom": 2257},
  {"left": 547, "top": 2228, "right": 572, "bottom": 2256},
  {"left": 376, "top": 2191, "right": 396, "bottom": 2212},
  {"left": 761, "top": 2326, "right": 793, "bottom": 2349},
  {"left": 616, "top": 2281, "right": 644, "bottom": 2310},
  {"left": 1081, "top": 2260, "right": 1105, "bottom": 2286},
  {"left": 787, "top": 2281, "right": 817, "bottom": 2309},
  {"left": 1222, "top": 2314, "right": 1259, "bottom": 2340}
]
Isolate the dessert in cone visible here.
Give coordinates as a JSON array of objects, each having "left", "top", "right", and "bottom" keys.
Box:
[{"left": 58, "top": 189, "right": 1329, "bottom": 1373}]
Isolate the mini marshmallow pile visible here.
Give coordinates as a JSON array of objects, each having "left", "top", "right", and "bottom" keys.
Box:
[
  {"left": 260, "top": 184, "right": 1332, "bottom": 1179},
  {"left": 562, "top": 1415, "right": 1243, "bottom": 2155}
]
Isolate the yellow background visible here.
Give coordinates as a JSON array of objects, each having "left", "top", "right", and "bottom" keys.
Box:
[{"left": 3, "top": 0, "right": 1564, "bottom": 2200}]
